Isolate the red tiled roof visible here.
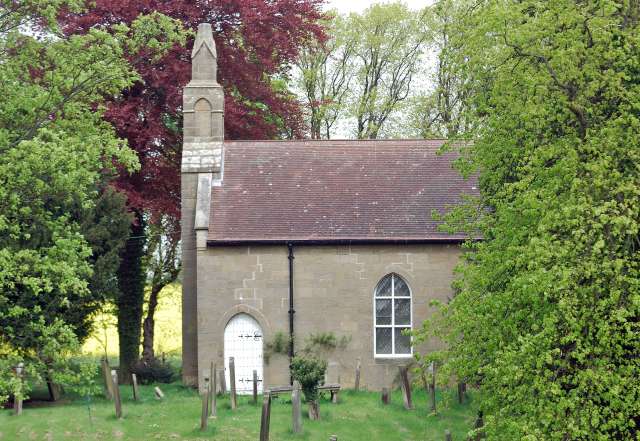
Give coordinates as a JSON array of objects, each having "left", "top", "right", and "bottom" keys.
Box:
[{"left": 208, "top": 140, "right": 478, "bottom": 243}]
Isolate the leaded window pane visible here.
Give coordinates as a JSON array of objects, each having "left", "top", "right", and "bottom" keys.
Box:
[
  {"left": 394, "top": 276, "right": 410, "bottom": 297},
  {"left": 375, "top": 275, "right": 392, "bottom": 297},
  {"left": 394, "top": 299, "right": 411, "bottom": 325},
  {"left": 394, "top": 328, "right": 411, "bottom": 354},
  {"left": 376, "top": 328, "right": 392, "bottom": 354},
  {"left": 376, "top": 299, "right": 392, "bottom": 325}
]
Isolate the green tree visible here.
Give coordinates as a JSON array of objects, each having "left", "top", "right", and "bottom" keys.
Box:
[
  {"left": 414, "top": 1, "right": 640, "bottom": 439},
  {"left": 294, "top": 3, "right": 430, "bottom": 139},
  {"left": 406, "top": 0, "right": 472, "bottom": 139},
  {"left": 348, "top": 3, "right": 429, "bottom": 139},
  {"left": 0, "top": 0, "right": 186, "bottom": 403},
  {"left": 295, "top": 12, "right": 357, "bottom": 139}
]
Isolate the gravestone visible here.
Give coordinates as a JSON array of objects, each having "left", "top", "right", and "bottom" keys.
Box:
[
  {"left": 210, "top": 362, "right": 217, "bottom": 417},
  {"left": 292, "top": 381, "right": 302, "bottom": 434},
  {"left": 381, "top": 387, "right": 390, "bottom": 405},
  {"left": 219, "top": 367, "right": 227, "bottom": 395},
  {"left": 399, "top": 366, "right": 413, "bottom": 410},
  {"left": 429, "top": 362, "right": 437, "bottom": 414},
  {"left": 200, "top": 378, "right": 209, "bottom": 431},
  {"left": 131, "top": 374, "right": 140, "bottom": 401},
  {"left": 13, "top": 363, "right": 24, "bottom": 416},
  {"left": 445, "top": 429, "right": 452, "bottom": 441},
  {"left": 329, "top": 436, "right": 338, "bottom": 441},
  {"left": 229, "top": 357, "right": 237, "bottom": 409},
  {"left": 259, "top": 391, "right": 272, "bottom": 441},
  {"left": 253, "top": 370, "right": 258, "bottom": 404},
  {"left": 111, "top": 370, "right": 122, "bottom": 419},
  {"left": 154, "top": 386, "right": 165, "bottom": 400}
]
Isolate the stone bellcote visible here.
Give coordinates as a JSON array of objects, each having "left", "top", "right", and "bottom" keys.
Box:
[
  {"left": 182, "top": 22, "right": 224, "bottom": 173},
  {"left": 181, "top": 23, "right": 224, "bottom": 387}
]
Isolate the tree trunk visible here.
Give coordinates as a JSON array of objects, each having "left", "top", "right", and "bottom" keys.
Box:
[
  {"left": 141, "top": 284, "right": 162, "bottom": 363},
  {"left": 308, "top": 400, "right": 320, "bottom": 420},
  {"left": 116, "top": 210, "right": 146, "bottom": 383}
]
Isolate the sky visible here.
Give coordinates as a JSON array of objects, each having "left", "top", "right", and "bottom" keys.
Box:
[{"left": 325, "top": 0, "right": 434, "bottom": 14}]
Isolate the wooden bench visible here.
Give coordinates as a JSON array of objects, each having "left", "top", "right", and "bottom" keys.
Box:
[
  {"left": 267, "top": 384, "right": 341, "bottom": 403},
  {"left": 268, "top": 385, "right": 293, "bottom": 398},
  {"left": 318, "top": 384, "right": 341, "bottom": 403}
]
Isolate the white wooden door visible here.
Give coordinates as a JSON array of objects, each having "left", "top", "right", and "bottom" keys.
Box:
[{"left": 224, "top": 313, "right": 263, "bottom": 395}]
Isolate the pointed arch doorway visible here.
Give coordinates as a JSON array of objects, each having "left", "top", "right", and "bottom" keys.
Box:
[{"left": 223, "top": 313, "right": 264, "bottom": 395}]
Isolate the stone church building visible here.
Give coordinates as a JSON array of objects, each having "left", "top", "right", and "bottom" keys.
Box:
[{"left": 181, "top": 24, "right": 476, "bottom": 392}]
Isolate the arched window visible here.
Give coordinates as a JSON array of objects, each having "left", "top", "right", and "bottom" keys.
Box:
[{"left": 374, "top": 273, "right": 412, "bottom": 357}]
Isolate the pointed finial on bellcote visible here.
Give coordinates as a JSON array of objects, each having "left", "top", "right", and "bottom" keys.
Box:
[{"left": 190, "top": 23, "right": 218, "bottom": 83}]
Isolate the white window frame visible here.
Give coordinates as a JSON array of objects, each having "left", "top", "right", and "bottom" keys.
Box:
[{"left": 373, "top": 273, "right": 413, "bottom": 358}]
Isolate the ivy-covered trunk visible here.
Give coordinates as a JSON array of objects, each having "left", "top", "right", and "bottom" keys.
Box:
[
  {"left": 141, "top": 285, "right": 162, "bottom": 363},
  {"left": 116, "top": 210, "right": 146, "bottom": 383}
]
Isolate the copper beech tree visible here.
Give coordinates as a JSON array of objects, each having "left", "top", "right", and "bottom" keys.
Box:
[{"left": 59, "top": 0, "right": 325, "bottom": 380}]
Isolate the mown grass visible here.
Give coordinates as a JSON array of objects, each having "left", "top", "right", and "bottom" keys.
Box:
[{"left": 0, "top": 382, "right": 477, "bottom": 440}]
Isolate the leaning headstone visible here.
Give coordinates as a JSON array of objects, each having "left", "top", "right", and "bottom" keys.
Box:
[
  {"left": 154, "top": 386, "right": 165, "bottom": 400},
  {"left": 101, "top": 358, "right": 114, "bottom": 400},
  {"left": 445, "top": 429, "right": 452, "bottom": 441},
  {"left": 209, "top": 363, "right": 217, "bottom": 417},
  {"left": 131, "top": 374, "right": 140, "bottom": 401},
  {"left": 200, "top": 379, "right": 210, "bottom": 431},
  {"left": 253, "top": 370, "right": 258, "bottom": 404},
  {"left": 381, "top": 387, "right": 390, "bottom": 405},
  {"left": 291, "top": 381, "right": 302, "bottom": 434},
  {"left": 399, "top": 366, "right": 413, "bottom": 410},
  {"left": 354, "top": 358, "right": 361, "bottom": 391},
  {"left": 13, "top": 363, "right": 24, "bottom": 416},
  {"left": 229, "top": 357, "right": 237, "bottom": 409},
  {"left": 259, "top": 391, "right": 272, "bottom": 441},
  {"left": 111, "top": 370, "right": 122, "bottom": 419}
]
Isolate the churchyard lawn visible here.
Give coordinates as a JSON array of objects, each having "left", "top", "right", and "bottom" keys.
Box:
[{"left": 0, "top": 382, "right": 477, "bottom": 440}]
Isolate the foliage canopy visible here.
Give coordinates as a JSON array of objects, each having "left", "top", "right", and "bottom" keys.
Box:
[
  {"left": 0, "top": 0, "right": 185, "bottom": 403},
  {"left": 414, "top": 1, "right": 640, "bottom": 439}
]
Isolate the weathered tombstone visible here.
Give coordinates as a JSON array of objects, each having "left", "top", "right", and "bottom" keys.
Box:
[
  {"left": 111, "top": 369, "right": 122, "bottom": 419},
  {"left": 13, "top": 363, "right": 24, "bottom": 416},
  {"left": 291, "top": 381, "right": 302, "bottom": 434},
  {"left": 430, "top": 362, "right": 437, "bottom": 414},
  {"left": 445, "top": 429, "right": 452, "bottom": 441},
  {"left": 259, "top": 391, "right": 272, "bottom": 441},
  {"left": 399, "top": 366, "right": 413, "bottom": 410},
  {"left": 209, "top": 362, "right": 217, "bottom": 417},
  {"left": 354, "top": 358, "right": 361, "bottom": 391},
  {"left": 381, "top": 387, "right": 390, "bottom": 405},
  {"left": 457, "top": 382, "right": 465, "bottom": 404},
  {"left": 200, "top": 379, "right": 210, "bottom": 431},
  {"left": 101, "top": 358, "right": 114, "bottom": 400},
  {"left": 154, "top": 386, "right": 165, "bottom": 400},
  {"left": 131, "top": 374, "right": 140, "bottom": 401},
  {"left": 252, "top": 370, "right": 258, "bottom": 404},
  {"left": 229, "top": 357, "right": 237, "bottom": 409},
  {"left": 219, "top": 367, "right": 227, "bottom": 395}
]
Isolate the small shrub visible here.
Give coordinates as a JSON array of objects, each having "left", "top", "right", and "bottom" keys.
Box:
[
  {"left": 264, "top": 331, "right": 292, "bottom": 364},
  {"left": 291, "top": 355, "right": 327, "bottom": 403},
  {"left": 131, "top": 359, "right": 176, "bottom": 384}
]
